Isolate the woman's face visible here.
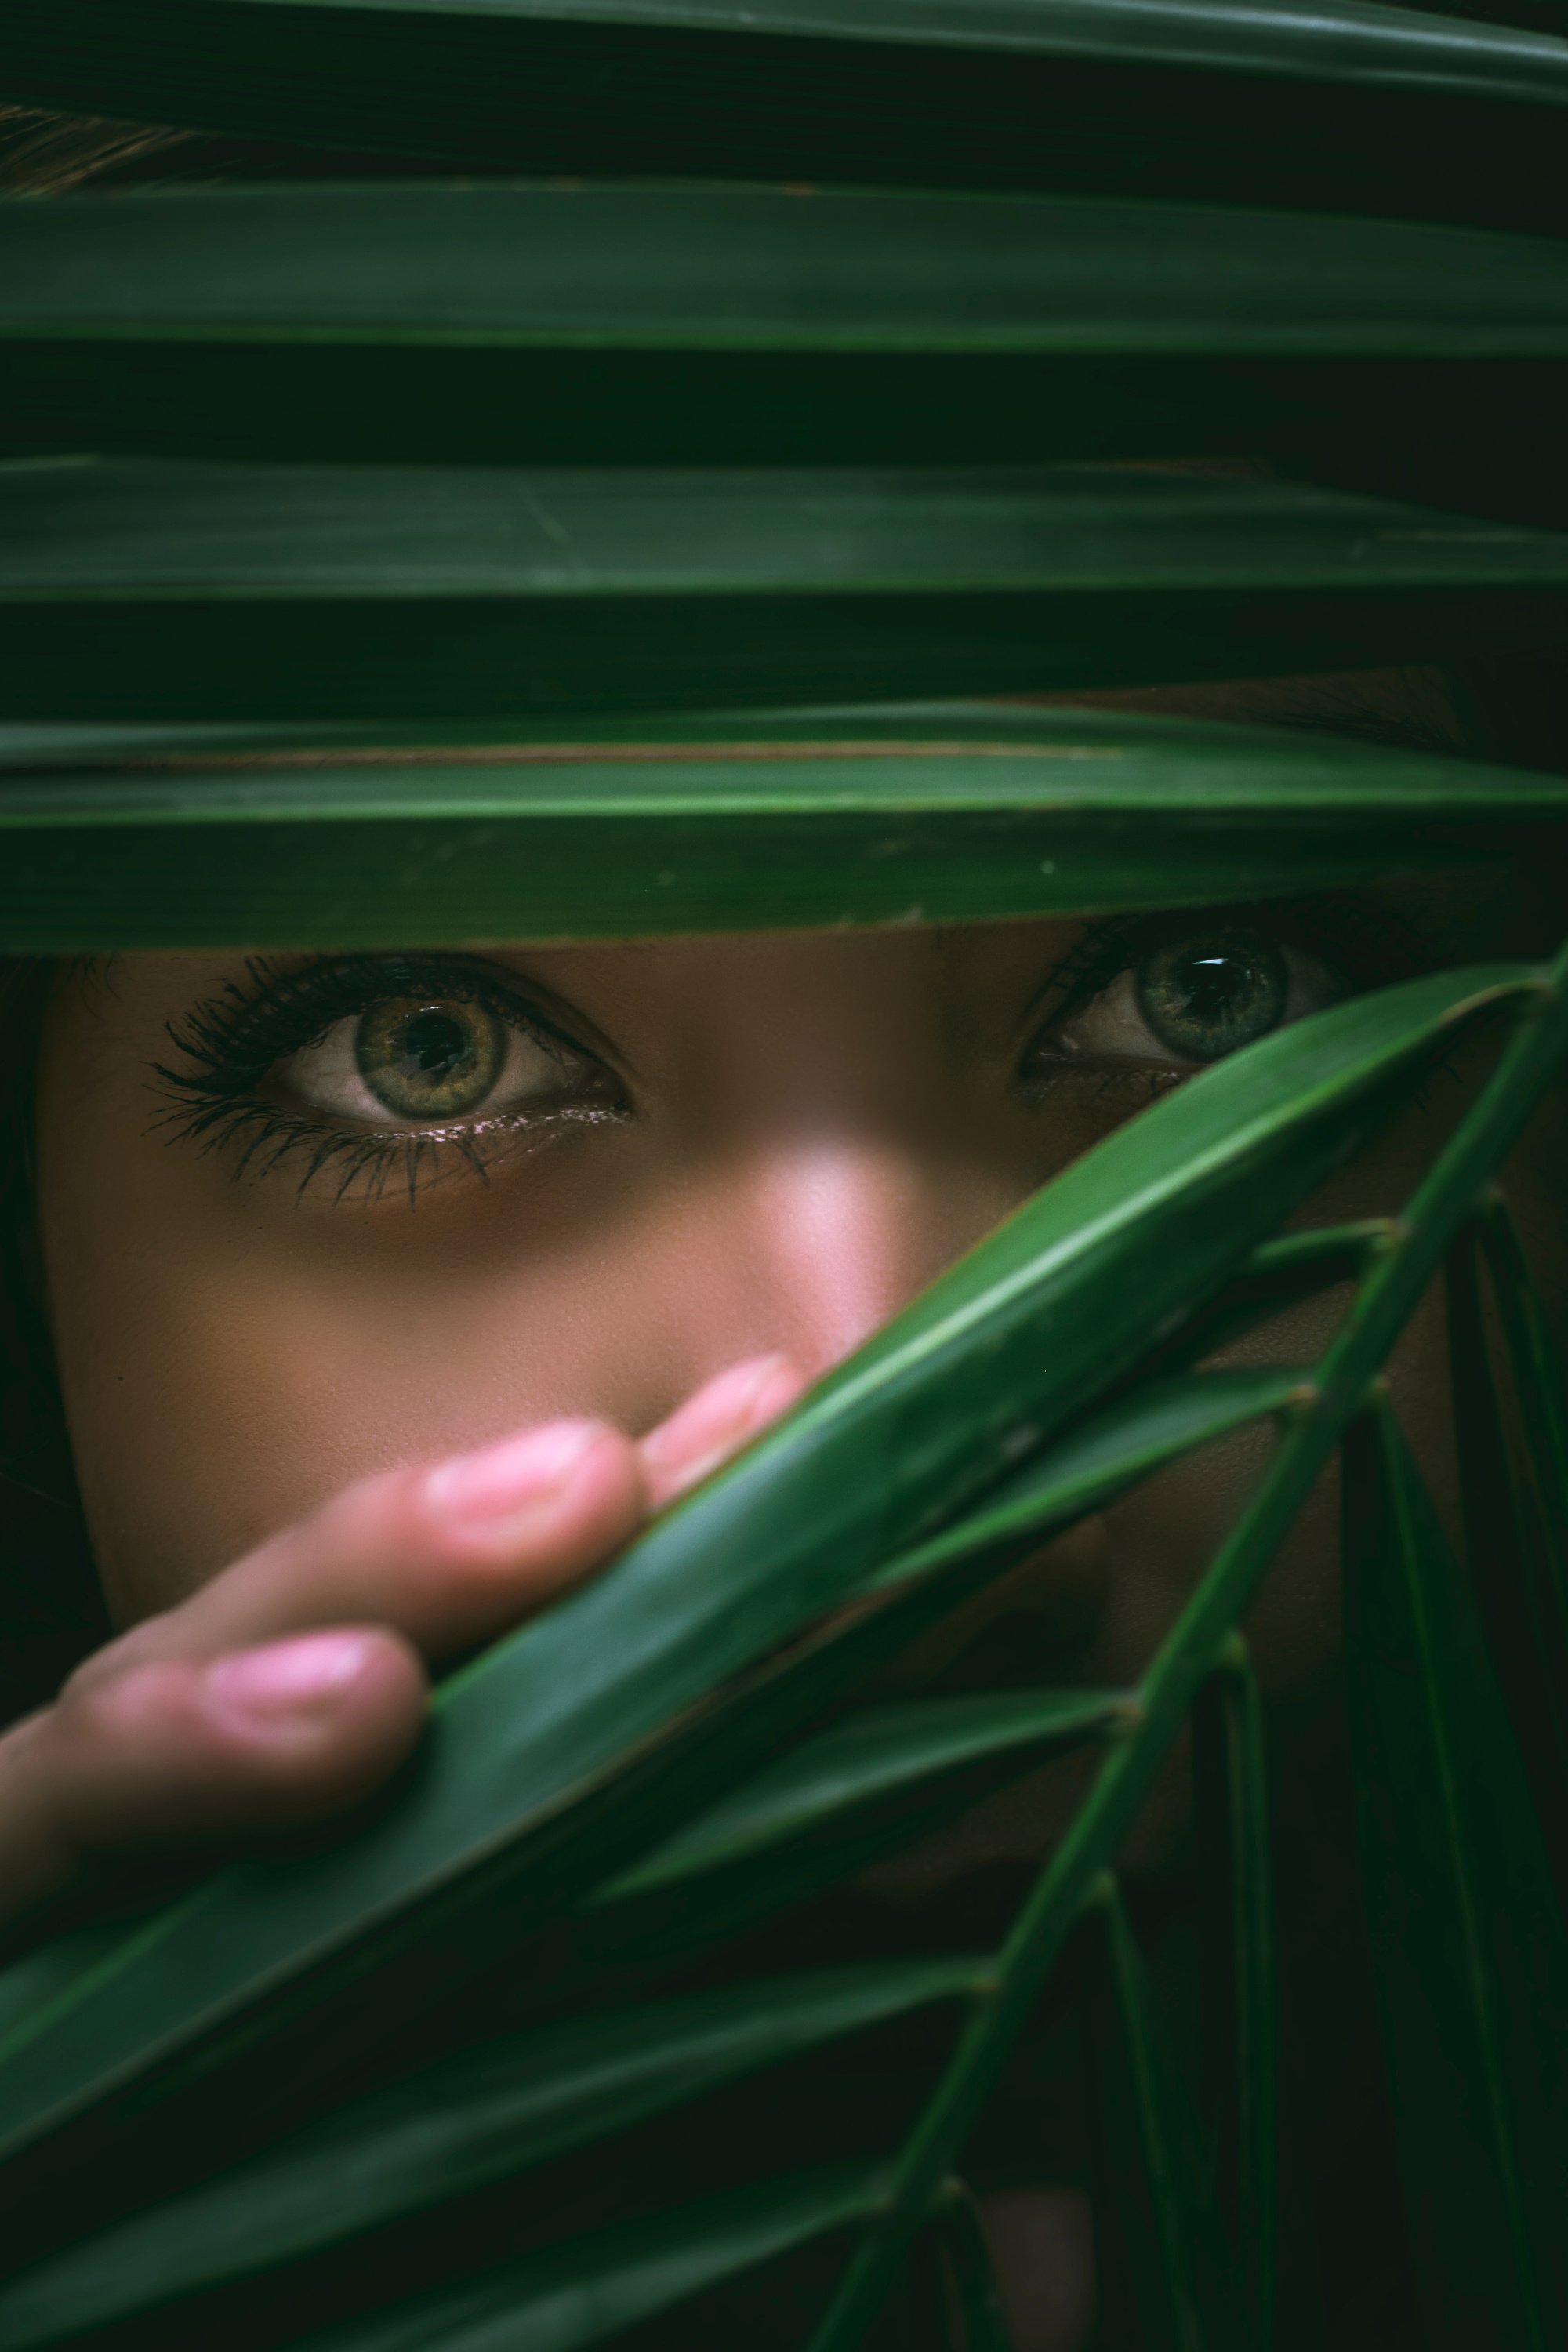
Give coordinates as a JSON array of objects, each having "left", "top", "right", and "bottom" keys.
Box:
[
  {"left": 30, "top": 680, "right": 1568, "bottom": 1882},
  {"left": 28, "top": 681, "right": 1568, "bottom": 2349}
]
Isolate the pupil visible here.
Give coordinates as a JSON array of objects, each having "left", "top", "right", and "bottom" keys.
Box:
[
  {"left": 355, "top": 996, "right": 505, "bottom": 1119},
  {"left": 1184, "top": 953, "right": 1247, "bottom": 1021},
  {"left": 1136, "top": 931, "right": 1287, "bottom": 1063},
  {"left": 397, "top": 1011, "right": 470, "bottom": 1081}
]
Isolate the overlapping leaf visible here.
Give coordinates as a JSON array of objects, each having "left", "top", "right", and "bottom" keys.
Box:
[
  {"left": 0, "top": 962, "right": 1534, "bottom": 2193},
  {"left": 2, "top": 459, "right": 1564, "bottom": 723},
  {"left": 288, "top": 2165, "right": 888, "bottom": 2352},
  {"left": 5, "top": 0, "right": 1566, "bottom": 234},
  {"left": 0, "top": 1960, "right": 969, "bottom": 2345},
  {"left": 1191, "top": 1646, "right": 1275, "bottom": 2350},
  {"left": 2, "top": 184, "right": 1563, "bottom": 469},
  {"left": 804, "top": 945, "right": 1568, "bottom": 2350},
  {"left": 1098, "top": 1878, "right": 1239, "bottom": 2352},
  {"left": 2, "top": 707, "right": 1565, "bottom": 952},
  {"left": 1343, "top": 1403, "right": 1568, "bottom": 2346}
]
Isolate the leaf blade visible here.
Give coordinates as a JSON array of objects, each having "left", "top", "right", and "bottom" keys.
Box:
[
  {"left": 0, "top": 1959, "right": 967, "bottom": 2346},
  {"left": 1342, "top": 1400, "right": 1568, "bottom": 2347},
  {"left": 3, "top": 706, "right": 1565, "bottom": 952},
  {"left": 1, "top": 460, "right": 1564, "bottom": 722},
  {"left": 292, "top": 2164, "right": 888, "bottom": 2352},
  {"left": 5, "top": 0, "right": 1565, "bottom": 235},
  {"left": 3, "top": 183, "right": 1564, "bottom": 470},
  {"left": 0, "top": 964, "right": 1533, "bottom": 2180}
]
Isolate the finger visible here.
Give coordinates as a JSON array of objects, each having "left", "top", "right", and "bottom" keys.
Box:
[
  {"left": 0, "top": 1627, "right": 423, "bottom": 1927},
  {"left": 640, "top": 1354, "right": 805, "bottom": 1508},
  {"left": 96, "top": 1417, "right": 648, "bottom": 1675}
]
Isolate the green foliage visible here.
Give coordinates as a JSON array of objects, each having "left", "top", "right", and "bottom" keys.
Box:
[
  {"left": 1, "top": 0, "right": 1566, "bottom": 2342},
  {"left": 2, "top": 183, "right": 1565, "bottom": 470},
  {"left": 2, "top": 706, "right": 1566, "bottom": 949},
  {"left": 0, "top": 953, "right": 1564, "bottom": 2347},
  {"left": 1, "top": 459, "right": 1565, "bottom": 724},
  {"left": 0, "top": 1961, "right": 974, "bottom": 2344},
  {"left": 5, "top": 0, "right": 1566, "bottom": 232},
  {"left": 1097, "top": 1871, "right": 1238, "bottom": 2352},
  {"left": 1344, "top": 1401, "right": 1568, "bottom": 2345},
  {"left": 933, "top": 2187, "right": 1014, "bottom": 2352}
]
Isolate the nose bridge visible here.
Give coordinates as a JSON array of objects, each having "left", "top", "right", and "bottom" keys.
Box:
[
  {"left": 615, "top": 926, "right": 1036, "bottom": 1398},
  {"left": 693, "top": 1126, "right": 1014, "bottom": 1383}
]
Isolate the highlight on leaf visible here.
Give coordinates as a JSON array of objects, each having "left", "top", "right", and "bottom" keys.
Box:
[{"left": 0, "top": 7, "right": 1565, "bottom": 2348}]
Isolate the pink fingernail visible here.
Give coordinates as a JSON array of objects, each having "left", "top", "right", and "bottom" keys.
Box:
[
  {"left": 644, "top": 1354, "right": 797, "bottom": 1464},
  {"left": 205, "top": 1632, "right": 377, "bottom": 1720},
  {"left": 422, "top": 1417, "right": 608, "bottom": 1530},
  {"left": 711, "top": 1352, "right": 799, "bottom": 1422}
]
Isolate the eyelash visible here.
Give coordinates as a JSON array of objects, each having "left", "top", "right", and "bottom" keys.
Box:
[
  {"left": 1033, "top": 913, "right": 1149, "bottom": 1025},
  {"left": 152, "top": 953, "right": 619, "bottom": 1207},
  {"left": 1033, "top": 900, "right": 1421, "bottom": 1036},
  {"left": 151, "top": 907, "right": 1426, "bottom": 1205}
]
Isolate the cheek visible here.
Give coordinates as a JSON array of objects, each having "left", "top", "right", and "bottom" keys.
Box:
[{"left": 36, "top": 1065, "right": 670, "bottom": 1624}]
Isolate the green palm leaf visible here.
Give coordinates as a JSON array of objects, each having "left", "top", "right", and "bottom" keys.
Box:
[
  {"left": 599, "top": 1691, "right": 1125, "bottom": 1907},
  {"left": 0, "top": 1961, "right": 969, "bottom": 2345},
  {"left": 1098, "top": 1873, "right": 1240, "bottom": 2352},
  {"left": 290, "top": 2165, "right": 888, "bottom": 2352},
  {"left": 2, "top": 709, "right": 1565, "bottom": 950},
  {"left": 933, "top": 2187, "right": 1013, "bottom": 2352},
  {"left": 0, "top": 962, "right": 1536, "bottom": 2191},
  {"left": 1342, "top": 1401, "right": 1568, "bottom": 2346},
  {"left": 0, "top": 955, "right": 1533, "bottom": 2164},
  {"left": 5, "top": 0, "right": 1565, "bottom": 232},
  {"left": 2, "top": 10, "right": 1566, "bottom": 2341},
  {"left": 805, "top": 945, "right": 1568, "bottom": 2347},
  {"left": 2, "top": 459, "right": 1564, "bottom": 722},
  {"left": 2, "top": 183, "right": 1564, "bottom": 470},
  {"left": 1191, "top": 1642, "right": 1275, "bottom": 2349}
]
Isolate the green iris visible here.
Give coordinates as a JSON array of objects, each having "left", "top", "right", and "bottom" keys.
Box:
[
  {"left": 1135, "top": 931, "right": 1288, "bottom": 1064},
  {"left": 355, "top": 997, "right": 505, "bottom": 1120}
]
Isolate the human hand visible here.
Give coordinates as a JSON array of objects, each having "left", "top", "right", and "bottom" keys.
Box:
[{"left": 0, "top": 1354, "right": 802, "bottom": 1936}]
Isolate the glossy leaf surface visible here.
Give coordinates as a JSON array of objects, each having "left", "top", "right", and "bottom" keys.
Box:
[
  {"left": 0, "top": 1959, "right": 968, "bottom": 2344},
  {"left": 806, "top": 948, "right": 1568, "bottom": 2351},
  {"left": 604, "top": 1693, "right": 1121, "bottom": 1900},
  {"left": 5, "top": 0, "right": 1566, "bottom": 233},
  {"left": 862, "top": 1365, "right": 1309, "bottom": 1596},
  {"left": 3, "top": 184, "right": 1564, "bottom": 467},
  {"left": 2, "top": 0, "right": 1568, "bottom": 2342},
  {"left": 2, "top": 708, "right": 1564, "bottom": 949},
  {"left": 0, "top": 964, "right": 1527, "bottom": 2176},
  {"left": 2, "top": 459, "right": 1564, "bottom": 722}
]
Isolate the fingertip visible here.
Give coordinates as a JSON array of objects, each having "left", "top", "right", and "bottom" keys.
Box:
[
  {"left": 195, "top": 1627, "right": 427, "bottom": 1814},
  {"left": 390, "top": 1418, "right": 646, "bottom": 1648},
  {"left": 201, "top": 1628, "right": 419, "bottom": 1740},
  {"left": 35, "top": 1632, "right": 427, "bottom": 1864},
  {"left": 641, "top": 1352, "right": 807, "bottom": 1507},
  {"left": 741, "top": 1353, "right": 809, "bottom": 1427},
  {"left": 419, "top": 1417, "right": 617, "bottom": 1531}
]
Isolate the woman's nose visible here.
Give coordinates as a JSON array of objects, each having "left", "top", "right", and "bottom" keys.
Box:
[{"left": 662, "top": 1131, "right": 1025, "bottom": 1388}]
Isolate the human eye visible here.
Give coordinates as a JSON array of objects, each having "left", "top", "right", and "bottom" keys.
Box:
[
  {"left": 152, "top": 953, "right": 626, "bottom": 1203},
  {"left": 1019, "top": 911, "right": 1357, "bottom": 1102}
]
